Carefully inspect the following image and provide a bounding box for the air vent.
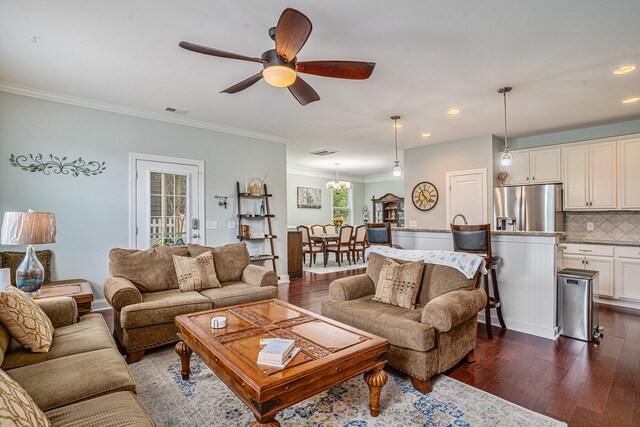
[309,149,339,156]
[164,107,189,115]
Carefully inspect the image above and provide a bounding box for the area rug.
[303,254,367,274]
[130,347,566,427]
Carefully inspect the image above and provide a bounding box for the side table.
[33,280,94,316]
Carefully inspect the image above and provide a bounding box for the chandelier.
[326,163,351,190]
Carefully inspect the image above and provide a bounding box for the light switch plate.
[227,220,236,229]
[206,221,217,230]
[587,222,594,231]
[409,220,418,227]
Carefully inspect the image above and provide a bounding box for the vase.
[16,246,45,295]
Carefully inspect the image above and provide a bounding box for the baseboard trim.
[278,274,290,286]
[477,313,556,340]
[92,298,111,312]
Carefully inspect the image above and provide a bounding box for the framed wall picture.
[297,187,321,209]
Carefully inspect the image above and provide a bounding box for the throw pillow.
[372,258,424,310]
[0,369,51,426]
[0,286,54,353]
[173,251,221,292]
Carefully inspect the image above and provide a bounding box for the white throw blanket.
[365,247,487,279]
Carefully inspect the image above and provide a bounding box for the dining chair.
[297,225,323,267]
[310,224,324,235]
[451,223,506,339]
[351,225,368,263]
[365,223,393,247]
[324,224,337,235]
[326,225,353,266]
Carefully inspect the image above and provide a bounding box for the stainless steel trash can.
[557,268,602,342]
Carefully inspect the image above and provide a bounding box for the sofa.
[105,242,279,363]
[321,252,487,393]
[0,296,154,426]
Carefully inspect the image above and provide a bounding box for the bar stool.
[451,223,506,339]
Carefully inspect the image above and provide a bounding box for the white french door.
[130,154,204,249]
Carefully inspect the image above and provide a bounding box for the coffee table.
[175,299,390,427]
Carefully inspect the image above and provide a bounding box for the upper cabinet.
[618,137,640,209]
[563,141,616,210]
[503,147,561,185]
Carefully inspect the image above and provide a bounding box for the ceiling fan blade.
[221,72,264,94]
[179,41,265,63]
[275,8,312,62]
[296,61,376,80]
[288,76,320,106]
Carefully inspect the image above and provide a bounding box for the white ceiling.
[2,1,639,176]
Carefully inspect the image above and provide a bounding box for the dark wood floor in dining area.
[102,268,640,427]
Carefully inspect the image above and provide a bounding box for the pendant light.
[498,87,513,166]
[391,115,402,176]
[326,163,351,190]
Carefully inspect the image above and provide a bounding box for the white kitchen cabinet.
[503,148,561,185]
[562,141,617,210]
[504,151,530,185]
[615,247,640,301]
[530,147,562,183]
[589,142,617,209]
[618,137,640,209]
[563,244,614,298]
[585,256,615,297]
[563,145,589,209]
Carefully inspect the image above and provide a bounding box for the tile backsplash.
[566,211,640,243]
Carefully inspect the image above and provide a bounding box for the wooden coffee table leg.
[175,341,193,380]
[251,416,280,427]
[364,367,388,417]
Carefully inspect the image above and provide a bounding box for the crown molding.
[364,172,403,183]
[287,164,365,183]
[0,82,288,144]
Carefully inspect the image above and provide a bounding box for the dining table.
[310,233,339,267]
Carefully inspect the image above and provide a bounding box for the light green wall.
[404,135,495,228]
[287,172,365,227]
[510,119,640,149]
[0,92,287,300]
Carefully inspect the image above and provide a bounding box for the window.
[149,172,188,243]
[332,188,351,225]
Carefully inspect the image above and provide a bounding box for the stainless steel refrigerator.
[494,184,565,232]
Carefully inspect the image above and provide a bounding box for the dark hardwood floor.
[101,268,640,426]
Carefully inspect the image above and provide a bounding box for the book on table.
[258,338,295,365]
[257,348,301,369]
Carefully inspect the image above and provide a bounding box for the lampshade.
[1,211,57,245]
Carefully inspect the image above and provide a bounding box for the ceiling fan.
[179,8,376,106]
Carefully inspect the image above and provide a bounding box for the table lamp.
[0,210,56,295]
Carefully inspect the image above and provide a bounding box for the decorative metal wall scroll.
[9,154,106,177]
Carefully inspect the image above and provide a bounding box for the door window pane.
[149,172,188,244]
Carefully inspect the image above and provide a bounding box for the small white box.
[210,316,227,329]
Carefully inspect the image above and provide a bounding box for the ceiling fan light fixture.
[263,65,297,87]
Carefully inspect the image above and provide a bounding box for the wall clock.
[412,182,439,211]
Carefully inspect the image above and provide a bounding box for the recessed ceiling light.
[622,97,640,104]
[392,123,403,128]
[447,109,460,115]
[420,133,432,138]
[613,65,637,75]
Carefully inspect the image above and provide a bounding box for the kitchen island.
[392,227,564,340]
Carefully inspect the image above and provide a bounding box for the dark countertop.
[561,239,640,247]
[392,227,564,237]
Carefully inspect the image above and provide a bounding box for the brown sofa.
[0,296,154,426]
[104,242,279,363]
[321,252,487,393]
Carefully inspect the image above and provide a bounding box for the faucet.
[451,214,468,225]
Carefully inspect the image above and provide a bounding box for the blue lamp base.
[16,246,44,296]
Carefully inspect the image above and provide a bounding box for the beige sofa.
[321,253,487,393]
[0,296,154,426]
[104,242,279,363]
